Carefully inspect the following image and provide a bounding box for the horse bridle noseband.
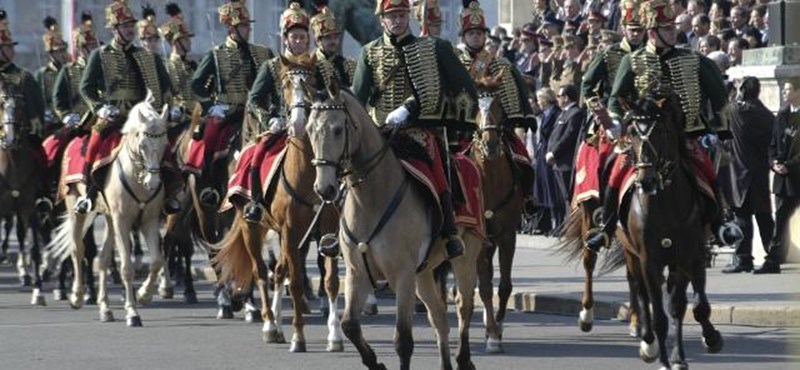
[628,111,675,190]
[127,128,168,176]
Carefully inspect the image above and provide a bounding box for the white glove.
[169,106,184,122]
[208,104,229,118]
[606,119,622,141]
[62,113,81,128]
[545,152,555,164]
[385,106,410,127]
[267,117,287,133]
[44,109,55,123]
[96,104,120,121]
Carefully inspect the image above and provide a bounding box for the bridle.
[627,107,675,192]
[125,125,167,184]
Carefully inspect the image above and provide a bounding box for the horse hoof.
[20,275,32,287]
[100,310,115,322]
[245,310,262,323]
[372,363,388,370]
[159,287,174,299]
[183,291,198,304]
[629,324,642,338]
[485,338,504,354]
[262,329,286,344]
[289,340,307,353]
[327,339,344,352]
[53,289,67,301]
[127,316,143,327]
[579,308,594,332]
[363,303,378,316]
[217,305,234,319]
[69,294,85,310]
[457,362,477,370]
[671,363,688,370]
[137,293,153,305]
[639,340,660,363]
[579,320,593,332]
[31,293,46,307]
[703,330,723,353]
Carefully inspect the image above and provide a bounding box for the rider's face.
[381,11,410,36]
[231,23,251,41]
[285,28,310,55]
[0,44,14,62]
[649,25,677,47]
[463,29,486,50]
[115,22,136,44]
[318,33,340,55]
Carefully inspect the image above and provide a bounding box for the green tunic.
[315,49,356,89]
[53,58,90,122]
[581,38,636,104]
[34,62,60,122]
[0,62,45,133]
[352,33,478,130]
[80,40,172,117]
[609,42,728,135]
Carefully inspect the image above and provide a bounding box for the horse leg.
[0,216,11,263]
[317,253,328,315]
[266,242,288,344]
[450,231,479,370]
[478,246,502,353]
[238,222,276,341]
[626,266,642,338]
[96,218,115,321]
[692,260,723,353]
[29,218,46,306]
[112,217,141,327]
[642,263,668,368]
[494,230,516,334]
[666,267,690,370]
[415,269,451,370]
[182,237,197,304]
[132,223,145,278]
[286,234,308,352]
[54,258,70,301]
[84,225,98,305]
[16,219,31,286]
[136,217,166,305]
[323,256,343,352]
[341,268,386,370]
[579,203,597,332]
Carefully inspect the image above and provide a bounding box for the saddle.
[221,131,289,212]
[184,115,239,174]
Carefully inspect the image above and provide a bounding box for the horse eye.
[332,126,343,136]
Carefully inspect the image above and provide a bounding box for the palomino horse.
[617,94,723,369]
[47,93,171,326]
[307,90,483,370]
[469,71,525,354]
[0,85,46,304]
[213,55,343,352]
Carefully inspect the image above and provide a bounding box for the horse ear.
[138,109,147,126]
[145,89,154,106]
[654,98,666,109]
[160,104,169,123]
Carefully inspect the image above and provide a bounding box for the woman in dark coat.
[531,87,562,234]
[722,77,775,272]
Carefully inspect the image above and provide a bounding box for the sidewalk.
[192,234,800,327]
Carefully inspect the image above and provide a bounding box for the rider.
[0,10,50,212]
[160,3,198,138]
[352,0,479,259]
[75,0,178,215]
[413,0,443,37]
[189,0,273,205]
[585,0,742,251]
[311,2,357,87]
[242,1,335,223]
[35,16,70,136]
[456,1,536,189]
[137,4,161,55]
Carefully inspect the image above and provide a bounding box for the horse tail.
[43,212,92,266]
[553,206,588,264]
[210,213,254,290]
[597,240,628,275]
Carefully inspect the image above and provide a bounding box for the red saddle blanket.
[43,132,72,168]
[505,134,532,166]
[572,137,614,207]
[397,130,486,241]
[59,132,122,196]
[221,132,289,211]
[184,116,236,173]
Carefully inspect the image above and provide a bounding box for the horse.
[307,89,483,370]
[616,93,723,369]
[0,83,46,305]
[46,93,171,326]
[212,55,343,352]
[465,70,526,354]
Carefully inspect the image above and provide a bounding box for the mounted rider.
[311,1,357,87]
[413,0,443,37]
[571,0,644,207]
[585,0,742,251]
[137,4,161,54]
[0,10,50,212]
[35,16,70,136]
[75,0,178,215]
[456,1,536,195]
[352,0,479,259]
[242,1,336,223]
[160,3,198,140]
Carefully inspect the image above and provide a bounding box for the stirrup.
[199,188,220,207]
[35,197,54,213]
[445,235,465,259]
[318,233,340,258]
[75,196,93,214]
[164,198,181,214]
[584,227,610,252]
[243,201,265,223]
[717,221,743,246]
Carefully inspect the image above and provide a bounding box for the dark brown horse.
[213,55,343,353]
[617,93,722,369]
[0,83,46,305]
[469,70,524,354]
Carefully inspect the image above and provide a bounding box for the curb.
[191,265,800,327]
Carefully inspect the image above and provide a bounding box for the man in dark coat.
[546,84,585,228]
[755,78,800,274]
[722,77,775,273]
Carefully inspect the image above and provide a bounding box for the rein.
[116,128,166,220]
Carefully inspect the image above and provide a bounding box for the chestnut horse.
[213,55,343,353]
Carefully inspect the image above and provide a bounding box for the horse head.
[279,54,319,137]
[474,68,505,157]
[622,91,683,195]
[122,91,169,191]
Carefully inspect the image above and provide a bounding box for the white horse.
[47,94,170,326]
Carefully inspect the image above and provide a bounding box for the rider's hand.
[700,133,719,149]
[96,104,120,121]
[169,106,184,122]
[545,152,555,165]
[385,106,410,127]
[267,117,287,133]
[62,113,81,128]
[207,104,229,118]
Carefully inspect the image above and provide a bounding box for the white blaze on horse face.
[478,96,495,130]
[289,74,308,137]
[310,109,343,202]
[138,115,167,191]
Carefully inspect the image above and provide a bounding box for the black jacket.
[547,103,585,171]
[728,99,774,211]
[769,106,800,197]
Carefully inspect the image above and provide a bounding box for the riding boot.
[75,164,97,214]
[162,167,182,215]
[439,191,464,260]
[585,188,619,252]
[191,118,206,141]
[244,167,265,223]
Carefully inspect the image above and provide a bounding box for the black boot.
[75,166,97,214]
[440,192,464,260]
[585,188,619,252]
[243,168,264,223]
[191,120,206,141]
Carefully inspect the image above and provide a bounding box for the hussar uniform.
[414,0,443,37]
[35,16,68,134]
[352,0,479,259]
[161,3,198,137]
[311,5,357,87]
